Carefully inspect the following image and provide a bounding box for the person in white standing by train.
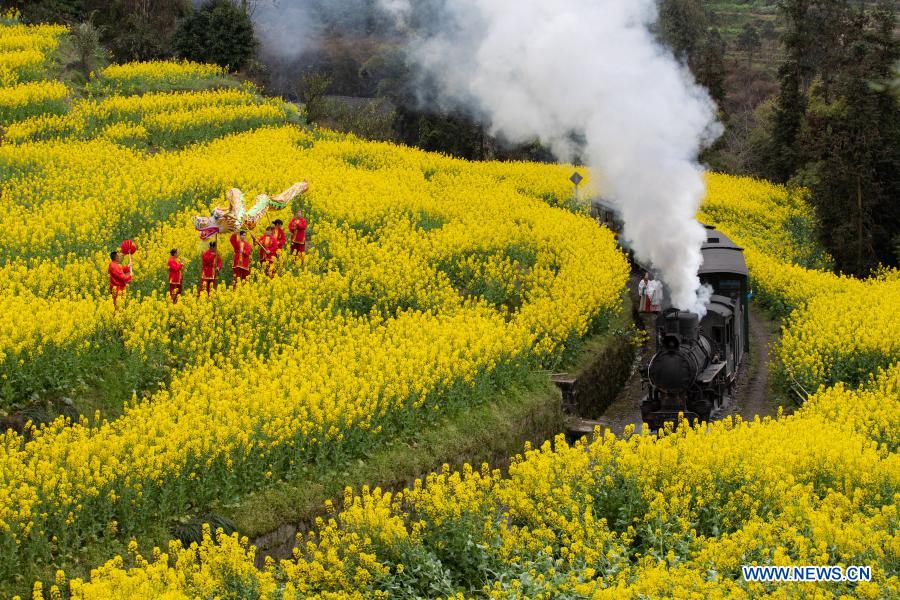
[638,272,652,312]
[648,278,664,313]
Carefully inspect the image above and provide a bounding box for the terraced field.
[1,19,897,600]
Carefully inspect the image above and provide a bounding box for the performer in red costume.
[257,225,279,277]
[230,231,253,286]
[108,249,132,311]
[273,219,287,254]
[199,241,222,297]
[167,248,184,303]
[288,208,308,266]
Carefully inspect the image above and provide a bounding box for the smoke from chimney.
[379,0,722,314]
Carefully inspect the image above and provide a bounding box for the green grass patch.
[559,290,635,375]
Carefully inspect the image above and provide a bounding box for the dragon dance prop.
[192,181,308,240]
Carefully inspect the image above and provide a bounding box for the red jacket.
[274,226,287,250]
[168,257,184,284]
[108,262,132,291]
[230,233,252,271]
[289,217,307,244]
[201,249,222,280]
[257,234,278,262]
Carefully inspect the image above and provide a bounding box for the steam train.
[639,226,750,429]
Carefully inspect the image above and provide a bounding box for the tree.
[759,19,778,42]
[3,1,188,60]
[792,2,900,274]
[172,0,257,71]
[656,0,727,106]
[764,59,808,182]
[657,0,708,60]
[736,23,762,67]
[68,20,106,77]
[91,0,190,61]
[360,45,493,159]
[2,0,75,23]
[695,27,727,108]
[297,71,333,124]
[2,0,86,24]
[113,0,173,60]
[888,61,900,101]
[762,0,849,182]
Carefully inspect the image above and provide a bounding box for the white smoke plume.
[248,1,319,61]
[247,1,378,61]
[380,0,721,314]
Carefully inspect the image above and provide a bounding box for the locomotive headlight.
[663,334,680,351]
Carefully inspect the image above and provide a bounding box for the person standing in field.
[273,219,287,255]
[167,248,184,303]
[199,241,222,297]
[257,225,279,277]
[108,250,132,311]
[289,208,308,265]
[230,231,253,286]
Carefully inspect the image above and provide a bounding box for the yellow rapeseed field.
[4,87,290,143]
[0,19,62,86]
[66,365,899,598]
[1,19,896,600]
[700,174,899,391]
[86,60,229,94]
[0,21,631,595]
[0,79,66,124]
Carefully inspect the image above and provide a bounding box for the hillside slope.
[1,19,897,600]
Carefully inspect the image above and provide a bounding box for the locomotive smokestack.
[379,0,721,314]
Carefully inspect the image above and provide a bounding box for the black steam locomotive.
[640,226,749,429]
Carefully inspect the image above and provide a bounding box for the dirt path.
[594,284,782,435]
[722,303,783,421]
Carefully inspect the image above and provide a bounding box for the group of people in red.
[108,209,308,309]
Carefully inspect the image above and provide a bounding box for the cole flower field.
[0,18,896,599]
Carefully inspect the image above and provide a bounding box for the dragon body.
[193,181,308,240]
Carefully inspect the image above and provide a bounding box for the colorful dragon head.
[193,182,308,239]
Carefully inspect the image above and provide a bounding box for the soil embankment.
[579,275,651,436]
[247,312,641,563]
[247,375,564,564]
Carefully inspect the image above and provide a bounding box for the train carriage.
[698,225,750,353]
